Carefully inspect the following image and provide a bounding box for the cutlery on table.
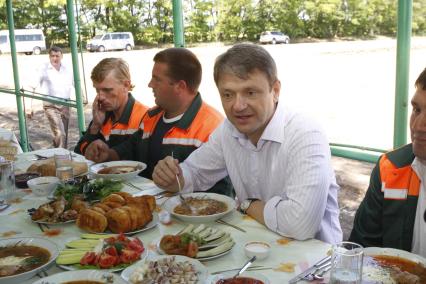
[215,218,246,233]
[233,256,257,278]
[211,265,271,275]
[171,152,192,211]
[288,255,331,284]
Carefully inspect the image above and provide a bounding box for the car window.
[103,34,111,40]
[122,34,129,39]
[0,35,6,44]
[94,35,102,39]
[272,32,283,36]
[111,34,120,40]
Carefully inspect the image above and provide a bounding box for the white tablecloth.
[1,148,332,284]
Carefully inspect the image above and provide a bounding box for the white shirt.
[411,158,426,257]
[36,62,74,99]
[181,101,343,244]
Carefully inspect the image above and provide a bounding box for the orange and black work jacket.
[75,93,148,155]
[349,144,420,251]
[113,93,234,197]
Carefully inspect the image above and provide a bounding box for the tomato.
[186,241,199,258]
[98,252,118,268]
[127,239,144,254]
[105,245,118,256]
[80,252,96,265]
[120,249,140,263]
[104,237,116,245]
[117,233,128,242]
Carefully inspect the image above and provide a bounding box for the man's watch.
[239,198,259,214]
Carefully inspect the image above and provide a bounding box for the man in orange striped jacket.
[349,68,426,257]
[75,58,148,155]
[84,49,233,196]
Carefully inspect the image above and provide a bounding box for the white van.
[86,32,134,52]
[0,29,46,55]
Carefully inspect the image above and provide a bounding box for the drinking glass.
[54,152,73,182]
[0,160,15,200]
[329,241,363,284]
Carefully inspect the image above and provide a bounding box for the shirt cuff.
[263,196,283,232]
[180,163,195,194]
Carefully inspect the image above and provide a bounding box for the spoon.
[233,256,257,279]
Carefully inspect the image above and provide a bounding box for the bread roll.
[27,158,88,177]
[101,193,125,205]
[106,208,131,233]
[92,203,112,213]
[76,209,108,233]
[121,206,140,231]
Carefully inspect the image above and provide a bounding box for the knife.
[288,255,332,283]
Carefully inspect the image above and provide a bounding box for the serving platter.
[157,240,233,261]
[121,255,208,283]
[162,192,236,223]
[90,161,146,181]
[32,269,128,284]
[0,237,59,284]
[98,212,159,236]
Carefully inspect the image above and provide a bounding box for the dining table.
[1,148,333,284]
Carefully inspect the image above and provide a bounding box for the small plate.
[32,269,128,284]
[163,192,236,223]
[98,212,159,236]
[121,255,208,283]
[90,161,146,181]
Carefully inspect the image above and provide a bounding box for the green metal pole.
[393,0,412,148]
[172,0,185,47]
[6,0,29,152]
[66,0,86,135]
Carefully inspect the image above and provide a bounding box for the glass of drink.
[0,160,15,200]
[54,152,73,182]
[329,241,363,284]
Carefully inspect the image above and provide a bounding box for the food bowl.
[244,241,271,260]
[27,176,60,196]
[0,237,59,284]
[14,172,41,188]
[90,160,146,181]
[163,192,236,223]
[211,271,270,284]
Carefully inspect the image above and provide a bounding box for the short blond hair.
[91,58,134,90]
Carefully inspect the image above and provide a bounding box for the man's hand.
[84,139,111,162]
[152,156,184,192]
[90,95,106,134]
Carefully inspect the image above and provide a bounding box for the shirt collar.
[147,93,203,130]
[105,93,135,124]
[412,157,426,180]
[230,99,286,144]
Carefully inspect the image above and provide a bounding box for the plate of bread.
[90,161,146,181]
[76,192,158,235]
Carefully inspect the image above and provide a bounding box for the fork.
[171,152,192,211]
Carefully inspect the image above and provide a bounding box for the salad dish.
[90,161,146,181]
[122,255,208,284]
[163,192,236,223]
[56,234,146,272]
[158,224,235,261]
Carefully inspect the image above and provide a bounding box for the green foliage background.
[1,0,425,47]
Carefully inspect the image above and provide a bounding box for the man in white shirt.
[153,43,342,244]
[34,46,74,148]
[350,67,426,257]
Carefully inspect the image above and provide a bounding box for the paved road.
[1,37,426,150]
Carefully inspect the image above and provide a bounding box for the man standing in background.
[32,46,74,148]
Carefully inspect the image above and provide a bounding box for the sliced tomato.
[98,252,118,268]
[105,245,118,256]
[127,238,144,254]
[117,233,128,242]
[120,249,140,263]
[80,251,96,265]
[186,241,199,258]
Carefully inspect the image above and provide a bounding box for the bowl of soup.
[0,237,59,284]
[31,270,128,284]
[211,271,270,284]
[163,192,236,223]
[89,161,146,181]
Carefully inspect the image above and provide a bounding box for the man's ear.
[175,80,187,92]
[123,80,131,89]
[272,80,281,103]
